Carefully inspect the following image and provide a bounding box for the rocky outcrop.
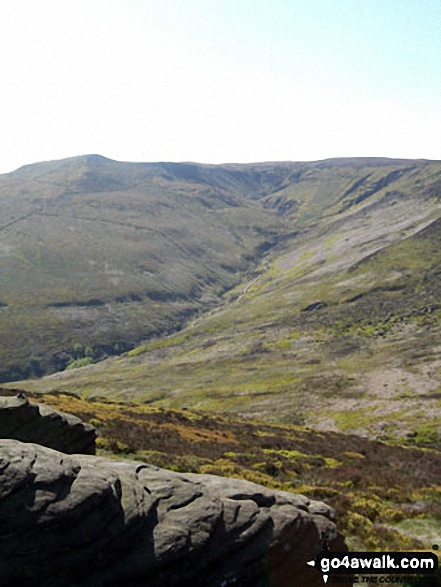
[0,393,96,454]
[0,439,346,587]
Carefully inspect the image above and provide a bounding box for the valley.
[7,156,441,447]
[2,154,441,559]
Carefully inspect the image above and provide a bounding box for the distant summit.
[2,153,441,454]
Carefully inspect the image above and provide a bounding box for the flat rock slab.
[0,439,346,587]
[0,394,96,454]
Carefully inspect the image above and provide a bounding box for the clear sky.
[1,0,440,173]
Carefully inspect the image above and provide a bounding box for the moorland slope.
[11,156,441,445]
[4,389,440,553]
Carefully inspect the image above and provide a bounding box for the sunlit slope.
[2,155,423,381]
[18,158,441,444]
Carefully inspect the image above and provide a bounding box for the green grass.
[390,518,441,545]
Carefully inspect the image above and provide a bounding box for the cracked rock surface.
[0,439,346,587]
[0,394,96,454]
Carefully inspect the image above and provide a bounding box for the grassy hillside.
[16,157,441,445]
[5,389,440,554]
[5,157,441,576]
[2,155,441,385]
[0,155,298,381]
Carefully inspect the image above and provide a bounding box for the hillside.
[4,389,440,554]
[0,155,297,381]
[2,155,441,386]
[13,156,441,446]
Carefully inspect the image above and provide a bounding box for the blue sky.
[1,0,440,173]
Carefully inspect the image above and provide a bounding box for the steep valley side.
[10,156,441,447]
